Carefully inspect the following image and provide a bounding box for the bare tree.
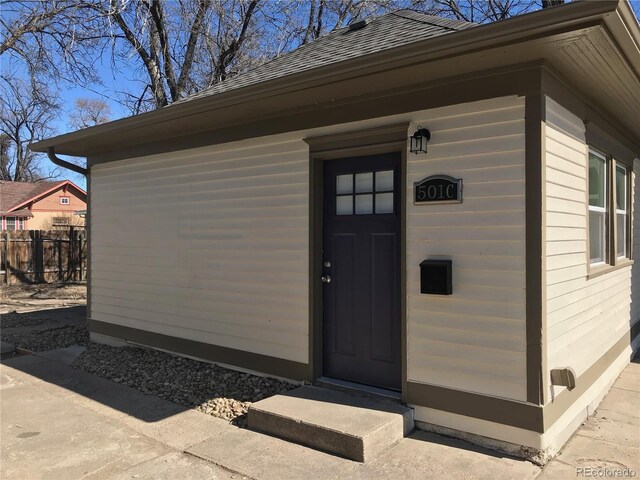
[0,77,60,182]
[0,134,11,180]
[1,0,101,182]
[80,0,263,112]
[69,98,112,130]
[1,1,103,86]
[207,0,259,83]
[294,0,411,46]
[428,0,542,23]
[541,0,564,8]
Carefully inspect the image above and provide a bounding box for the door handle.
[321,275,332,284]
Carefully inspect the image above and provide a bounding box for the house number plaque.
[414,175,463,204]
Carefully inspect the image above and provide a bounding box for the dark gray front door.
[322,152,401,390]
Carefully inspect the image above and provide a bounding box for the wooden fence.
[0,228,87,284]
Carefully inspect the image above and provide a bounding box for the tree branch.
[214,0,258,82]
[176,0,212,99]
[105,0,168,107]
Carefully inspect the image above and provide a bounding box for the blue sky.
[28,51,141,190]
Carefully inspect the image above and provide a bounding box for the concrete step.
[247,385,413,462]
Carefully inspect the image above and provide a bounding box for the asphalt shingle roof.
[0,181,66,213]
[181,10,475,104]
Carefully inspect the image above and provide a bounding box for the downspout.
[47,147,88,176]
[46,146,91,322]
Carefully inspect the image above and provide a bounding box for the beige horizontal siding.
[90,138,310,363]
[544,97,638,403]
[407,96,527,402]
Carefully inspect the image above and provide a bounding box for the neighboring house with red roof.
[0,180,86,230]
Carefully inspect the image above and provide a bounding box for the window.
[5,217,16,231]
[588,151,607,264]
[17,218,24,230]
[60,197,70,205]
[616,165,629,259]
[588,148,632,269]
[53,217,70,226]
[336,170,395,216]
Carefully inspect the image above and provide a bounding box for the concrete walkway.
[1,353,241,480]
[537,356,640,479]
[0,349,637,480]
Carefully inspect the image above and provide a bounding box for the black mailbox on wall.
[420,259,452,295]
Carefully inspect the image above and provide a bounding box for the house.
[0,180,87,230]
[31,1,639,462]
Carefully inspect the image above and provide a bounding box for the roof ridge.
[176,21,351,105]
[390,9,473,31]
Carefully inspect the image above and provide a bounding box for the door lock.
[321,275,332,284]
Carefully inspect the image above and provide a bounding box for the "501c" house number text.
[414,175,463,204]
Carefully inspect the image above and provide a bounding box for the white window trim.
[60,197,70,204]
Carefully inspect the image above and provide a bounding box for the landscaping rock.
[0,325,89,351]
[0,311,59,329]
[72,342,297,425]
[1,283,87,302]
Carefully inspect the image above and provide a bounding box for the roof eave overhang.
[603,2,640,81]
[0,209,33,218]
[30,0,638,157]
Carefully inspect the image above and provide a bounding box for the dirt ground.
[0,283,87,312]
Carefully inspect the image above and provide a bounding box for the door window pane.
[355,194,373,214]
[334,170,395,216]
[355,172,373,193]
[336,174,353,194]
[336,196,353,215]
[589,152,606,208]
[375,193,394,214]
[375,170,394,192]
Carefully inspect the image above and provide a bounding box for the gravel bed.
[1,326,89,351]
[0,311,60,329]
[72,343,297,426]
[1,283,87,301]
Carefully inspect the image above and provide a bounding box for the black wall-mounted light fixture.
[410,127,431,154]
